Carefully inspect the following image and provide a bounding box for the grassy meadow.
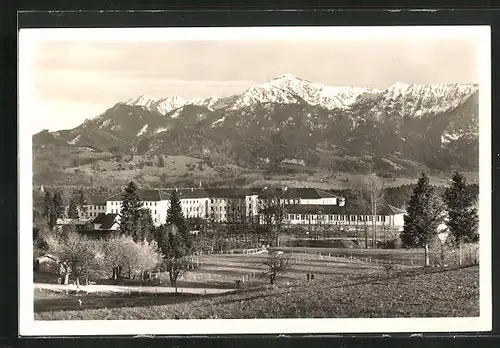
[34,250,479,320]
[35,265,479,320]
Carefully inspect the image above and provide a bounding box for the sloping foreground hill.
[36,265,478,320]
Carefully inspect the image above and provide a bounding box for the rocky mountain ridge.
[33,74,479,181]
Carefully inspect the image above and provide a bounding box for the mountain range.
[33,74,479,183]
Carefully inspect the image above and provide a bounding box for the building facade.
[82,195,107,219]
[284,204,405,231]
[64,186,406,231]
[105,190,170,225]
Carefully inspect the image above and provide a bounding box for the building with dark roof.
[205,188,249,198]
[258,187,339,205]
[173,188,211,220]
[91,213,120,230]
[86,195,108,205]
[62,185,405,230]
[169,188,209,199]
[73,213,120,239]
[283,203,406,231]
[105,189,170,226]
[96,186,344,226]
[84,194,108,219]
[106,189,170,202]
[55,218,90,232]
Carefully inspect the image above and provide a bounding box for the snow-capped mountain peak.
[271,73,307,82]
[372,82,479,119]
[385,82,478,99]
[154,96,187,115]
[33,73,480,179]
[229,73,382,110]
[186,96,224,110]
[122,77,478,123]
[389,81,410,90]
[124,94,227,115]
[125,95,158,109]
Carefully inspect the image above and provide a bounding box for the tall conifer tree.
[67,200,80,219]
[443,172,479,265]
[119,181,143,239]
[155,190,193,291]
[135,208,156,242]
[165,190,191,249]
[77,188,88,218]
[43,191,57,229]
[53,190,65,220]
[401,173,444,266]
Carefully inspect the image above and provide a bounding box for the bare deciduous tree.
[226,197,246,237]
[351,176,385,248]
[258,187,291,247]
[262,251,292,285]
[134,240,162,285]
[45,232,101,286]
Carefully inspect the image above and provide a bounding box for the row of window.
[92,198,339,211]
[87,205,105,211]
[89,208,390,223]
[287,214,387,222]
[104,198,342,210]
[185,212,202,217]
[109,201,158,207]
[210,199,226,204]
[183,199,202,205]
[181,198,280,205]
[110,208,158,215]
[208,198,255,204]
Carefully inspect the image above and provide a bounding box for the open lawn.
[271,246,434,266]
[35,265,479,320]
[35,252,394,294]
[164,252,398,288]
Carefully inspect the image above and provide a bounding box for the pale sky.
[25,31,481,133]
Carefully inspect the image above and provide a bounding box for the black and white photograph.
[18,25,491,335]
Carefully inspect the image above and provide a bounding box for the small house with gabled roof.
[77,213,121,239]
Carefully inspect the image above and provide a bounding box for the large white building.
[105,189,170,225]
[285,203,405,231]
[81,195,107,219]
[74,187,406,231]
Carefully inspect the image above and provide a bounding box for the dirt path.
[34,283,235,295]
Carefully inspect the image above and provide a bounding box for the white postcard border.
[18,25,492,336]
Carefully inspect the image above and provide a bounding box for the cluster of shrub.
[34,182,196,290]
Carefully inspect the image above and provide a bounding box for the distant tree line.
[328,182,478,210]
